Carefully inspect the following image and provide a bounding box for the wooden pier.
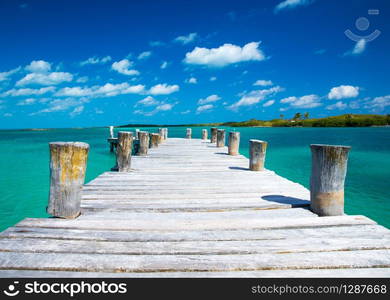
[0,136,390,277]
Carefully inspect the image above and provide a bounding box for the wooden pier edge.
[0,133,389,278]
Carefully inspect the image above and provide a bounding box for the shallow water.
[0,126,389,231]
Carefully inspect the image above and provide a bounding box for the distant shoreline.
[118,113,390,128]
[1,113,389,131]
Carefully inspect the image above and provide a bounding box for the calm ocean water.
[0,126,389,231]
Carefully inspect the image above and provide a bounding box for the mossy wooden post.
[109,126,114,138]
[116,131,133,172]
[310,144,351,216]
[202,129,208,140]
[216,129,225,147]
[47,142,89,219]
[137,131,149,156]
[249,139,267,171]
[228,132,240,155]
[186,128,192,139]
[150,133,159,148]
[210,127,217,143]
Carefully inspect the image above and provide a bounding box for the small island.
[119,113,390,128]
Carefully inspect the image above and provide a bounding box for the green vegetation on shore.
[119,114,390,128]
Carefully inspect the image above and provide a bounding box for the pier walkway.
[0,138,389,277]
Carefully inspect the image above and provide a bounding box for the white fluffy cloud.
[135,96,159,107]
[30,97,89,115]
[275,0,313,13]
[80,56,112,66]
[16,72,73,86]
[149,83,179,95]
[328,85,359,99]
[76,76,88,83]
[198,94,221,105]
[160,61,168,69]
[228,86,282,110]
[1,86,55,97]
[210,76,217,81]
[174,32,198,44]
[280,94,322,108]
[184,42,265,67]
[17,98,36,106]
[25,60,51,73]
[263,100,275,107]
[0,67,21,81]
[326,101,347,110]
[55,83,145,98]
[111,59,139,76]
[155,103,173,112]
[186,77,197,84]
[196,104,213,114]
[134,102,175,116]
[253,80,273,86]
[69,105,84,117]
[137,51,152,60]
[367,95,390,111]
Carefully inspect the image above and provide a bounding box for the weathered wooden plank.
[2,225,388,243]
[79,198,309,211]
[80,194,308,201]
[14,215,375,231]
[78,207,316,220]
[1,237,389,256]
[1,268,389,278]
[0,250,389,272]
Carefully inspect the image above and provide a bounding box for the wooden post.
[137,131,149,156]
[109,126,114,138]
[135,129,140,140]
[186,128,192,139]
[149,133,159,148]
[47,142,89,219]
[202,129,208,140]
[210,127,217,143]
[116,131,133,172]
[228,132,240,155]
[249,139,267,171]
[157,133,162,145]
[159,128,165,141]
[310,144,351,216]
[216,129,225,147]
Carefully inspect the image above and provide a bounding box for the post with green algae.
[47,142,89,219]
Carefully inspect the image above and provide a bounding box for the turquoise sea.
[0,126,389,231]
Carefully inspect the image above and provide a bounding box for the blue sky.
[0,0,389,129]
